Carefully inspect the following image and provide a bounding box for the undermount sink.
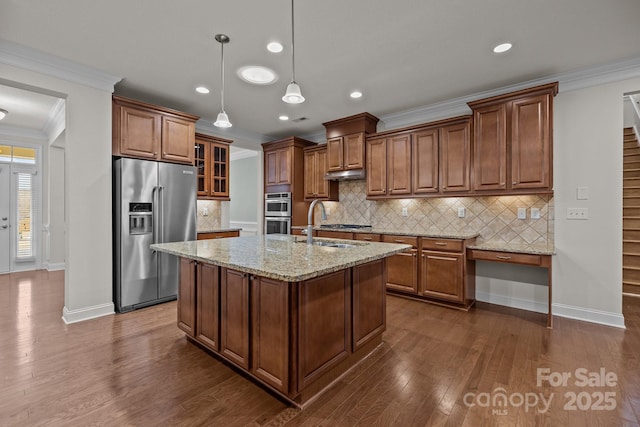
[311,241,358,248]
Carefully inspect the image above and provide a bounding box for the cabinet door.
[195,142,209,196]
[412,129,439,194]
[385,250,418,293]
[265,151,279,186]
[511,94,551,190]
[178,258,196,336]
[161,115,195,164]
[220,269,250,369]
[315,149,330,198]
[251,276,290,393]
[196,263,219,351]
[366,138,387,196]
[473,104,507,191]
[303,150,316,199]
[420,250,463,302]
[352,259,386,351]
[327,137,344,171]
[119,106,161,159]
[387,134,412,195]
[440,121,471,193]
[344,133,364,170]
[277,148,292,185]
[210,143,229,197]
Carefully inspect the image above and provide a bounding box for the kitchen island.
[151,235,410,407]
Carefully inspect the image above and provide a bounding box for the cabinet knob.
[164,152,167,156]
[154,152,158,157]
[512,181,517,185]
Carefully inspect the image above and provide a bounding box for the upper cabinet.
[112,95,198,165]
[195,133,233,200]
[265,146,293,186]
[366,116,471,199]
[304,145,338,201]
[323,113,379,173]
[468,82,557,194]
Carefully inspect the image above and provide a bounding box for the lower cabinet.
[382,235,418,293]
[178,258,196,336]
[220,268,250,369]
[352,259,386,351]
[196,263,219,350]
[420,250,464,302]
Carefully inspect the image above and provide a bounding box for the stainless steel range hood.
[324,169,366,181]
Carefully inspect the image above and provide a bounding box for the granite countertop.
[151,235,411,282]
[467,240,555,256]
[197,227,242,234]
[293,225,479,240]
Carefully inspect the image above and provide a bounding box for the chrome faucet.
[307,199,327,244]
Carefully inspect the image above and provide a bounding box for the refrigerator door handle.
[151,185,159,250]
[158,185,165,243]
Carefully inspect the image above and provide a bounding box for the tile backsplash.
[318,181,553,245]
[196,200,222,231]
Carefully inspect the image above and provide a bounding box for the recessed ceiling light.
[350,91,363,99]
[279,115,289,121]
[493,42,513,53]
[237,65,278,85]
[267,42,284,53]
[195,86,210,94]
[0,109,7,120]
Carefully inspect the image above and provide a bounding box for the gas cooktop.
[319,224,372,229]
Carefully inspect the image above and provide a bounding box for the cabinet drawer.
[382,235,418,248]
[353,233,381,242]
[197,231,240,240]
[316,230,354,240]
[421,238,463,252]
[469,249,542,266]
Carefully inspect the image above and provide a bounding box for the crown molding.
[0,39,121,92]
[230,147,258,161]
[196,120,275,148]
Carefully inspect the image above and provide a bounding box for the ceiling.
[1,0,640,150]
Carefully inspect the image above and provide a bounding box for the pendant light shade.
[214,34,232,128]
[283,0,305,104]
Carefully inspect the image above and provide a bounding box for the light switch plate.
[517,207,527,219]
[457,207,465,218]
[577,187,589,200]
[530,207,541,219]
[202,207,209,216]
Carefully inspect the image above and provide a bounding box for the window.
[16,171,35,260]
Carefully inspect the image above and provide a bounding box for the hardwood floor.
[1,270,640,426]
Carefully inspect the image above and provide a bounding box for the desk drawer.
[469,250,542,266]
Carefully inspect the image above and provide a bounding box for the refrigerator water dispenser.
[129,202,152,235]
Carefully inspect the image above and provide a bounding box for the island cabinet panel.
[178,258,196,337]
[440,121,471,193]
[297,270,350,391]
[382,235,418,294]
[251,277,290,394]
[352,259,386,351]
[220,269,250,370]
[196,263,219,351]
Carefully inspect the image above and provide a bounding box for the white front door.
[0,164,10,273]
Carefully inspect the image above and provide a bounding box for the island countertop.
[151,235,411,282]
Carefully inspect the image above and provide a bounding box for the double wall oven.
[264,192,291,234]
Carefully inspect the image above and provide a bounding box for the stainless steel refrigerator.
[113,158,196,312]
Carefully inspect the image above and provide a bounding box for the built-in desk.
[467,242,554,328]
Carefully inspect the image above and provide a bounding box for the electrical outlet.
[517,207,527,219]
[202,207,209,216]
[457,207,465,218]
[401,207,408,217]
[567,207,589,220]
[530,207,541,219]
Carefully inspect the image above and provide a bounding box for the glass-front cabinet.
[194,133,232,200]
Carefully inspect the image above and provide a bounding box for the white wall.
[47,140,65,268]
[229,154,259,235]
[0,63,115,323]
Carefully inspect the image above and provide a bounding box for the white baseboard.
[62,303,114,324]
[476,291,548,314]
[45,262,65,271]
[552,303,626,329]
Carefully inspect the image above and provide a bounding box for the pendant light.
[282,0,305,104]
[214,34,232,128]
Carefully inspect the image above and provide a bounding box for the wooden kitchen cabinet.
[316,230,354,240]
[251,276,290,393]
[353,233,381,242]
[468,82,557,194]
[365,135,411,197]
[327,133,365,171]
[220,268,250,369]
[352,259,386,351]
[303,145,338,201]
[366,137,387,196]
[412,128,439,194]
[195,133,232,200]
[112,95,198,164]
[197,230,240,240]
[439,120,471,193]
[178,258,197,337]
[265,147,292,186]
[196,263,219,351]
[382,235,418,294]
